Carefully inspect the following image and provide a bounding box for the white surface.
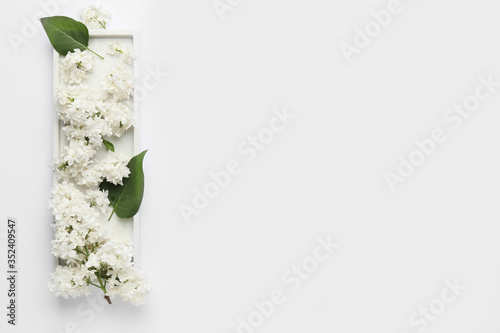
[1,0,500,332]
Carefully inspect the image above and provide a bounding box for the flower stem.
[87,281,101,288]
[93,17,107,29]
[75,248,88,257]
[86,47,104,60]
[95,271,112,305]
[108,207,116,221]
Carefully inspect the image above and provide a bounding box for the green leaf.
[40,16,88,54]
[102,139,115,152]
[99,151,148,221]
[40,16,103,59]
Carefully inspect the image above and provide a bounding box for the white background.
[1,0,500,332]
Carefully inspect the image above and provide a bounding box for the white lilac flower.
[83,116,113,146]
[57,241,77,259]
[76,162,105,187]
[102,65,134,101]
[60,139,96,166]
[61,49,94,84]
[55,152,130,188]
[58,89,131,153]
[80,5,111,30]
[56,85,99,126]
[49,182,106,265]
[61,119,110,149]
[85,253,101,269]
[99,153,130,185]
[55,160,102,188]
[93,239,149,306]
[49,180,150,304]
[61,125,87,142]
[95,239,132,269]
[108,268,150,306]
[48,265,92,299]
[50,182,102,231]
[86,189,110,215]
[61,102,115,150]
[101,101,134,137]
[106,41,134,65]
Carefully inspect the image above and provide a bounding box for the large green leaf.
[99,151,148,221]
[40,16,103,59]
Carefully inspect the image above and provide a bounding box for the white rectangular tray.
[52,31,141,266]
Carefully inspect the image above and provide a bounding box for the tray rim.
[51,30,142,268]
